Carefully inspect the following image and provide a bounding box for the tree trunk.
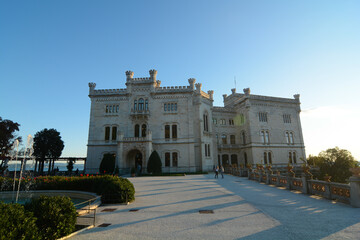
[34,160,38,174]
[48,159,52,175]
[51,159,55,174]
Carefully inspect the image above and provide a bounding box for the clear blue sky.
[1,0,359,160]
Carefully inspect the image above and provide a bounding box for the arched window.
[138,98,144,111]
[203,113,209,131]
[242,131,246,145]
[268,152,272,164]
[134,100,137,110]
[261,131,265,144]
[141,124,147,137]
[105,126,110,140]
[165,125,170,139]
[165,152,170,167]
[292,152,296,164]
[112,126,117,141]
[264,152,268,164]
[265,131,270,144]
[221,134,227,144]
[230,135,236,144]
[145,99,148,110]
[290,132,294,144]
[172,125,177,138]
[135,124,140,137]
[172,152,178,167]
[222,154,229,166]
[289,152,292,163]
[244,152,248,166]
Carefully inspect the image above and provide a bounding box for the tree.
[308,147,358,183]
[33,128,64,175]
[147,151,162,174]
[67,158,75,174]
[0,117,22,173]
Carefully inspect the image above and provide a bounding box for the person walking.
[220,165,224,179]
[215,166,219,179]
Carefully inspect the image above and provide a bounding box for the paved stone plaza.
[71,174,360,240]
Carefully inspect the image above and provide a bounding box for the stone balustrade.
[224,167,360,208]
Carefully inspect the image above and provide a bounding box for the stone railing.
[226,167,360,208]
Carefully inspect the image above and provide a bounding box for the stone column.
[349,176,360,207]
[301,175,308,194]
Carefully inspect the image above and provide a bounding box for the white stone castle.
[85,69,305,173]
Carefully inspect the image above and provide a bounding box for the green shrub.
[0,202,39,240]
[99,153,116,174]
[33,175,135,203]
[147,151,162,174]
[25,196,77,240]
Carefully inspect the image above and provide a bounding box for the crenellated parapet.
[208,90,214,100]
[92,88,127,95]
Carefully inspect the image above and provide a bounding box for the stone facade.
[85,70,306,174]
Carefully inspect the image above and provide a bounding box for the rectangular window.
[230,135,235,144]
[116,105,119,113]
[205,144,208,157]
[112,127,117,141]
[174,103,177,111]
[165,125,170,139]
[172,152,178,167]
[222,135,227,144]
[164,103,167,111]
[259,112,268,122]
[105,127,110,141]
[283,114,291,123]
[106,106,109,113]
[172,125,177,138]
[165,152,170,167]
[229,119,234,125]
[207,144,210,157]
[289,152,292,163]
[167,104,170,111]
[213,118,217,125]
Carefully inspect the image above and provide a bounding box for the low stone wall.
[227,167,360,208]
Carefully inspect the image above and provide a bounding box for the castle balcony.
[130,109,150,120]
[218,144,241,149]
[122,137,148,142]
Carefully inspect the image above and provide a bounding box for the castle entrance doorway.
[127,149,143,173]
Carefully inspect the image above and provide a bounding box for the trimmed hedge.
[0,202,39,240]
[25,196,77,240]
[0,175,135,203]
[34,175,135,203]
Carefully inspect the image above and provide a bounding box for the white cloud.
[301,105,360,160]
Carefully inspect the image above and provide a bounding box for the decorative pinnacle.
[125,70,134,80]
[243,88,250,96]
[231,88,236,94]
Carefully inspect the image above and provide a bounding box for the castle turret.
[188,78,196,90]
[149,69,157,82]
[126,70,134,81]
[88,82,96,95]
